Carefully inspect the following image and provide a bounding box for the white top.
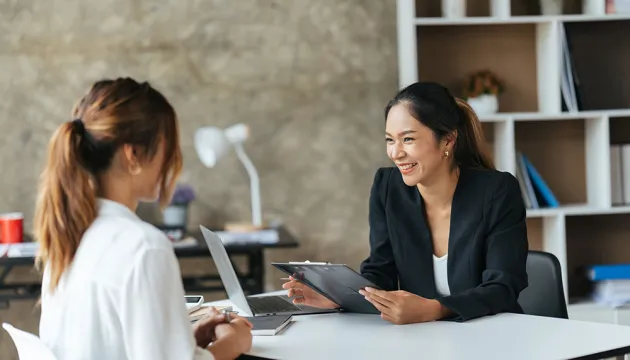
[39,198,213,360]
[209,292,630,360]
[433,254,450,296]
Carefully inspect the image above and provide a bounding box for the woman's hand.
[359,287,451,325]
[192,307,229,348]
[282,275,340,309]
[208,313,253,360]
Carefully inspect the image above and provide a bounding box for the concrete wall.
[0,0,397,358]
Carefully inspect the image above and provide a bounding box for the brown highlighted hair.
[384,81,494,170]
[34,77,183,292]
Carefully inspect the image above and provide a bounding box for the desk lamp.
[194,123,263,232]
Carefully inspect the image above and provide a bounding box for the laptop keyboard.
[247,296,300,314]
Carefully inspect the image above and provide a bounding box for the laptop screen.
[199,226,254,316]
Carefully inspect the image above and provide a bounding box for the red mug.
[0,213,23,244]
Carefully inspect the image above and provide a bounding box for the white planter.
[442,0,466,18]
[467,94,499,115]
[163,204,188,227]
[541,0,563,15]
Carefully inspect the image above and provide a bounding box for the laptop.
[200,225,338,317]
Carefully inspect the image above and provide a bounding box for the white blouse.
[433,254,451,296]
[39,198,214,360]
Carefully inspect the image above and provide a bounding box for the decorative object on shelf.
[490,0,510,18]
[162,183,196,228]
[194,123,263,232]
[605,0,630,14]
[442,0,466,18]
[540,0,563,15]
[463,70,504,115]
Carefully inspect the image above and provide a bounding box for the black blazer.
[359,166,529,322]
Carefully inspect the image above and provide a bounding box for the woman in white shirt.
[33,77,252,360]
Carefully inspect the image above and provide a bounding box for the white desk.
[208,294,630,360]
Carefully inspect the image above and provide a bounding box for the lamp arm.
[233,143,262,227]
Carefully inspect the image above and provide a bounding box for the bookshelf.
[396,0,630,324]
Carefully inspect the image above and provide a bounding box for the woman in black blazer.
[283,82,529,324]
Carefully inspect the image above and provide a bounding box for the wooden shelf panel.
[515,120,587,205]
[416,24,537,113]
[526,217,544,251]
[481,121,495,149]
[566,213,630,300]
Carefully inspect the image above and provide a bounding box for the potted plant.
[162,183,196,228]
[462,70,504,115]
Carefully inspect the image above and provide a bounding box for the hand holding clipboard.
[274,262,382,314]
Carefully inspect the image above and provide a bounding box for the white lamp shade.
[224,123,249,144]
[194,127,231,168]
[194,124,250,168]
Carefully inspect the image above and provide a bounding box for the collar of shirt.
[97,198,140,221]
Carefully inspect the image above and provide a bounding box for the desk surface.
[175,226,299,258]
[0,226,299,264]
[210,293,630,360]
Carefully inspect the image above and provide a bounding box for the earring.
[129,165,142,175]
[444,150,449,157]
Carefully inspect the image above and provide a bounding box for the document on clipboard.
[271,262,382,314]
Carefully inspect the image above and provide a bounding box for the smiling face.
[385,103,454,186]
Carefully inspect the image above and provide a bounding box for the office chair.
[518,250,569,319]
[2,323,57,360]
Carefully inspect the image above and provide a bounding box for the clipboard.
[271,262,382,314]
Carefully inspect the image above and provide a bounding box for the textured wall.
[0,0,397,358]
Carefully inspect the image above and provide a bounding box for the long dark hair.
[385,82,494,170]
[34,77,183,292]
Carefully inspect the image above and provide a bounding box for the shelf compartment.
[609,116,630,145]
[515,119,587,207]
[566,213,630,302]
[563,19,630,111]
[414,0,585,18]
[415,0,494,18]
[416,23,539,113]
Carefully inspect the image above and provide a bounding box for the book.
[587,264,630,281]
[246,315,293,336]
[189,308,293,336]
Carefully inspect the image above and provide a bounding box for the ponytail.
[34,120,98,293]
[454,98,495,170]
[33,78,184,293]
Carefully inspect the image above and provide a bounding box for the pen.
[221,307,233,322]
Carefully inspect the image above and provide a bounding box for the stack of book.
[588,264,630,307]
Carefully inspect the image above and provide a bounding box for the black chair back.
[518,250,568,319]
